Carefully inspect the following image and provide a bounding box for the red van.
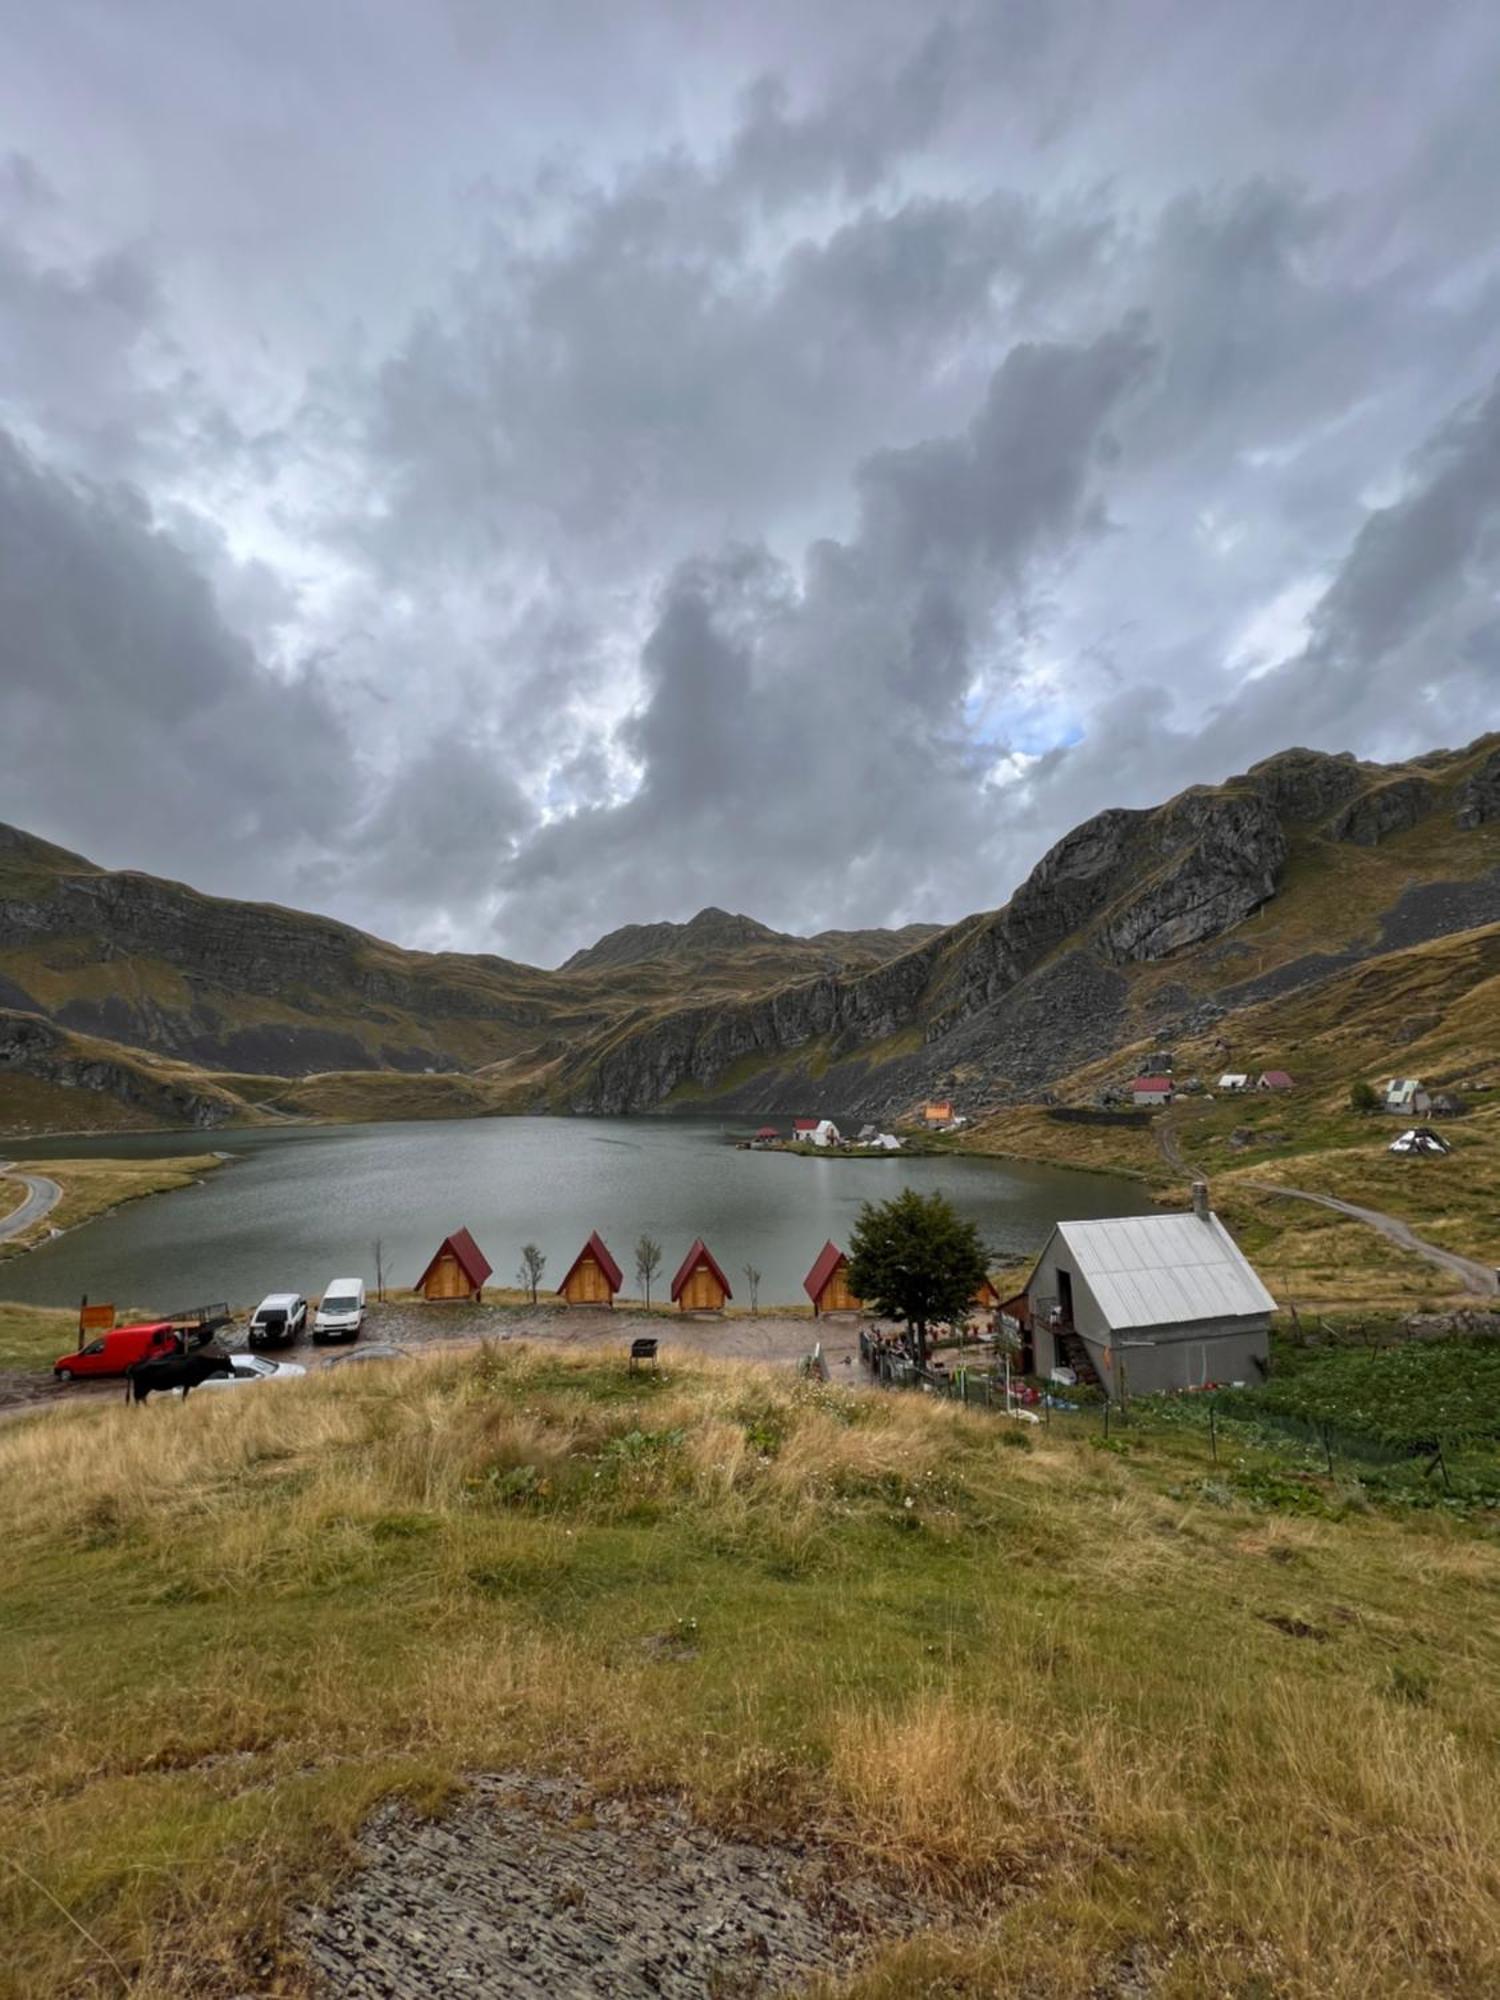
[54,1322,182,1381]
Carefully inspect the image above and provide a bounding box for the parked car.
[312,1276,366,1342]
[179,1355,307,1393]
[327,1342,410,1368]
[248,1293,307,1348]
[54,1321,182,1381]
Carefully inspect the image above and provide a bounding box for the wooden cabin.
[671,1238,732,1312]
[921,1099,953,1125]
[803,1241,863,1317]
[972,1274,1002,1312]
[414,1227,492,1303]
[557,1231,623,1307]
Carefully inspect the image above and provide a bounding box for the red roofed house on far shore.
[1131,1075,1175,1108]
[803,1241,863,1317]
[414,1228,492,1303]
[755,1126,780,1141]
[557,1231,624,1307]
[1257,1070,1295,1091]
[671,1238,732,1312]
[792,1118,818,1137]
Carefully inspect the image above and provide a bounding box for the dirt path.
[1258,1184,1498,1299]
[1158,1109,1497,1300]
[0,1166,62,1243]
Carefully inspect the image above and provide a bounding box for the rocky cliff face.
[0,1010,243,1127]
[564,782,1289,1113]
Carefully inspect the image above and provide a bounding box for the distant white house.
[1385,1078,1430,1116]
[1218,1073,1249,1092]
[869,1132,903,1150]
[807,1119,841,1147]
[1131,1075,1174,1108]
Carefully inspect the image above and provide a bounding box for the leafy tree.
[517,1243,546,1305]
[846,1187,988,1372]
[635,1234,662,1308]
[1349,1079,1381,1115]
[742,1264,762,1312]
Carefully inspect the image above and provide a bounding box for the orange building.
[414,1228,492,1303]
[557,1231,623,1306]
[803,1241,863,1317]
[671,1238,732,1312]
[921,1099,954,1125]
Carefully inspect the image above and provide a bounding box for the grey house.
[1024,1184,1274,1398]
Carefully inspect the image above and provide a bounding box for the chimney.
[1191,1179,1210,1222]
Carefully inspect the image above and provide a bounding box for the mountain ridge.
[1,733,1497,1132]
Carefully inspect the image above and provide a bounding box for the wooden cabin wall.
[678,1265,726,1311]
[818,1268,862,1314]
[562,1255,613,1305]
[423,1253,471,1301]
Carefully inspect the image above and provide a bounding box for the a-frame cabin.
[414,1228,492,1303]
[803,1241,863,1317]
[557,1231,623,1307]
[671,1238,732,1312]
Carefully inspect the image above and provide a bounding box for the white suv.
[248,1293,308,1348]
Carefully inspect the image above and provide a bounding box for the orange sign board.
[78,1303,116,1334]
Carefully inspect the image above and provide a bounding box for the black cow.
[126,1348,235,1404]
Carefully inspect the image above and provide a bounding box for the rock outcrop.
[0,1010,243,1127]
[1327,773,1441,846]
[1456,746,1500,830]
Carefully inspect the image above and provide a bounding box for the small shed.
[803,1241,863,1317]
[1385,1077,1430,1116]
[1217,1073,1249,1092]
[1428,1093,1467,1118]
[792,1118,819,1139]
[1131,1075,1174,1107]
[1257,1070,1295,1091]
[921,1100,954,1125]
[754,1125,780,1141]
[414,1228,492,1303]
[1023,1183,1273,1398]
[671,1239,732,1312]
[557,1231,623,1307]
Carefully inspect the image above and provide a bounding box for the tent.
[1387,1126,1450,1157]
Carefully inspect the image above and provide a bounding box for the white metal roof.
[1218,1073,1248,1087]
[1053,1212,1275,1331]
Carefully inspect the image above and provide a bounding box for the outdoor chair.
[629,1337,659,1373]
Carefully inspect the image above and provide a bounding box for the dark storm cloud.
[0,430,356,890]
[2,2,1500,960]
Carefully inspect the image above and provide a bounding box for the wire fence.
[858,1335,1473,1495]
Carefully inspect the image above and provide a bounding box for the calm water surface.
[2,1118,1153,1309]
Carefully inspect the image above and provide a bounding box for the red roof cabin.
[803,1241,863,1317]
[1257,1070,1295,1091]
[972,1274,1002,1311]
[755,1125,780,1141]
[791,1118,818,1136]
[671,1238,732,1312]
[557,1231,623,1307]
[1130,1075,1174,1107]
[414,1228,492,1303]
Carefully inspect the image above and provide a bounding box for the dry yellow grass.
[2,1344,1499,1996]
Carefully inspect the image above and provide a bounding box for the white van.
[313,1277,366,1342]
[248,1293,308,1348]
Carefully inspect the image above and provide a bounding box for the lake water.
[2,1118,1154,1310]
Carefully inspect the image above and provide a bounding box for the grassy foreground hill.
[3,1343,1499,1997]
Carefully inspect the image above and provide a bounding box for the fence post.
[1103,1400,1110,1441]
[1209,1407,1218,1465]
[1320,1422,1334,1478]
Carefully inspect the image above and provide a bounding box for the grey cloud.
[0,430,356,894]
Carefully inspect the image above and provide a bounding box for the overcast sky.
[3,2,1499,965]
